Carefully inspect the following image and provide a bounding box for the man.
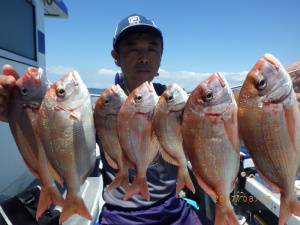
[99,14,203,225]
[0,14,203,225]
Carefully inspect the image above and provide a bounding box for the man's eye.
[129,48,138,52]
[149,48,158,52]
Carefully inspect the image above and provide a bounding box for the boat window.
[0,0,36,61]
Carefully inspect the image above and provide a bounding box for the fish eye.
[56,88,66,97]
[205,91,213,102]
[104,98,110,105]
[20,87,28,96]
[168,95,174,101]
[135,95,143,102]
[31,102,39,109]
[257,79,267,90]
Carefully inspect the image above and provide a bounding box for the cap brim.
[113,24,162,49]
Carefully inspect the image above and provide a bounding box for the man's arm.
[0,65,19,122]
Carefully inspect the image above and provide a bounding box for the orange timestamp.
[216,194,271,204]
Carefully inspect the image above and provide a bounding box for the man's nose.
[138,51,149,64]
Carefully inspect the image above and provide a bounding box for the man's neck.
[123,78,143,94]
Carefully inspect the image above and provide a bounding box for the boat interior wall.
[0,125,35,203]
[0,0,46,71]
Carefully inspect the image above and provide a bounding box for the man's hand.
[0,65,19,122]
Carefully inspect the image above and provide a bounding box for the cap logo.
[128,16,140,25]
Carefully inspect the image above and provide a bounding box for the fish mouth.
[135,111,153,121]
[265,85,292,104]
[204,102,232,118]
[22,102,40,112]
[169,102,186,112]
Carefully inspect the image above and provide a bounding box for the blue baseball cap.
[113,14,163,52]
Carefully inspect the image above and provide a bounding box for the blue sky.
[45,0,300,91]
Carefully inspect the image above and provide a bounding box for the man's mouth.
[137,70,151,73]
[135,66,151,72]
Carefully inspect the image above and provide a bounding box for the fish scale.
[118,81,159,201]
[6,67,64,220]
[94,85,129,191]
[38,70,96,224]
[152,83,195,195]
[182,73,240,225]
[238,53,300,225]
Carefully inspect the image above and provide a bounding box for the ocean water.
[88,88,105,95]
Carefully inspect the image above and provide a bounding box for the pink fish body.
[153,83,195,195]
[94,84,130,191]
[117,81,160,201]
[7,67,63,220]
[182,73,240,225]
[238,54,300,225]
[38,71,96,223]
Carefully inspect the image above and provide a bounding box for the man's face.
[114,30,162,88]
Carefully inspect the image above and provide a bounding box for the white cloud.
[156,69,248,91]
[45,66,248,91]
[97,68,118,76]
[45,65,78,83]
[46,65,75,75]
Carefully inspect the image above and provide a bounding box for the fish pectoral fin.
[223,111,240,152]
[18,150,39,177]
[103,151,118,170]
[122,152,135,169]
[194,174,218,201]
[47,162,64,187]
[159,147,180,166]
[176,167,195,195]
[284,105,297,153]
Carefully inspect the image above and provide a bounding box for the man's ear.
[111,49,120,67]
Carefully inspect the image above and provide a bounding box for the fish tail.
[290,197,300,216]
[123,176,150,201]
[176,166,195,196]
[106,171,129,191]
[36,186,64,220]
[214,202,239,225]
[59,195,92,224]
[278,196,300,225]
